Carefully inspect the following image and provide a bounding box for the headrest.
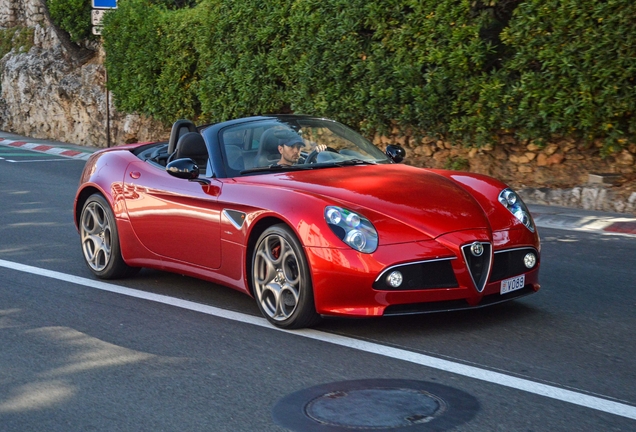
[176,132,206,157]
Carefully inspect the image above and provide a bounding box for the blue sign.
[92,0,117,9]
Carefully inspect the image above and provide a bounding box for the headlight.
[498,188,535,233]
[324,206,378,253]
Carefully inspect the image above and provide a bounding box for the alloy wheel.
[80,200,112,272]
[253,233,303,322]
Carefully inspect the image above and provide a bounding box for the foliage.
[502,0,636,152]
[282,0,375,129]
[153,0,199,9]
[451,0,636,151]
[444,156,470,171]
[45,0,193,45]
[103,0,168,120]
[47,0,93,42]
[101,0,636,152]
[0,26,35,59]
[193,0,292,121]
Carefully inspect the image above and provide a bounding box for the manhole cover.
[306,387,445,428]
[272,379,479,431]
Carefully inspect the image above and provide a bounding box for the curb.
[0,138,93,160]
[519,186,636,216]
[529,205,636,236]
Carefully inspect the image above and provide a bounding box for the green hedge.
[282,1,500,136]
[509,0,636,152]
[454,0,636,151]
[47,0,93,42]
[97,0,635,151]
[193,0,292,121]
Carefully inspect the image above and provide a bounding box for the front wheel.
[79,193,139,279]
[252,224,321,329]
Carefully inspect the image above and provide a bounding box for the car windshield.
[219,117,390,176]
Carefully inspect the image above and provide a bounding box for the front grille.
[373,258,458,291]
[489,247,539,282]
[461,242,492,292]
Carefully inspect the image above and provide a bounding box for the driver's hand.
[315,144,327,152]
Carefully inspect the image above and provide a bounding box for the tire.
[79,193,140,279]
[252,224,321,329]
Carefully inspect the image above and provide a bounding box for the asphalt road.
[0,144,635,431]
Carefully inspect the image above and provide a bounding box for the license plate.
[500,275,525,294]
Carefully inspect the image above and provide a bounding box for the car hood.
[240,164,491,239]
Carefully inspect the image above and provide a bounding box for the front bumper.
[305,227,540,317]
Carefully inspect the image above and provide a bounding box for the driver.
[277,137,326,165]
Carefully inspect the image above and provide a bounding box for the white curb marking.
[0,139,92,160]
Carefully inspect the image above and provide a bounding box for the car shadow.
[315,299,546,337]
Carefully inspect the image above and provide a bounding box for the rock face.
[0,0,167,147]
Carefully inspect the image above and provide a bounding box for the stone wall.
[0,0,45,27]
[374,129,636,214]
[0,0,167,147]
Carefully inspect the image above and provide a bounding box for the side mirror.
[166,158,200,180]
[385,144,406,163]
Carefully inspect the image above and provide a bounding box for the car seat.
[172,132,208,173]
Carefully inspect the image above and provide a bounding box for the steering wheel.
[304,146,338,164]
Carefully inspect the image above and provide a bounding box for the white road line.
[1,258,635,421]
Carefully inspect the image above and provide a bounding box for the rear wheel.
[252,224,321,329]
[80,193,139,279]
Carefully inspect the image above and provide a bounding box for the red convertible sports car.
[74,115,540,329]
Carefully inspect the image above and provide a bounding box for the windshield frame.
[214,116,391,178]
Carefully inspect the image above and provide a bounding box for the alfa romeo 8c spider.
[74,115,540,329]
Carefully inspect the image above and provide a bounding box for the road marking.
[0,139,92,160]
[0,258,634,421]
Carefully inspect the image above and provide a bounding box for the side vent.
[223,209,246,229]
